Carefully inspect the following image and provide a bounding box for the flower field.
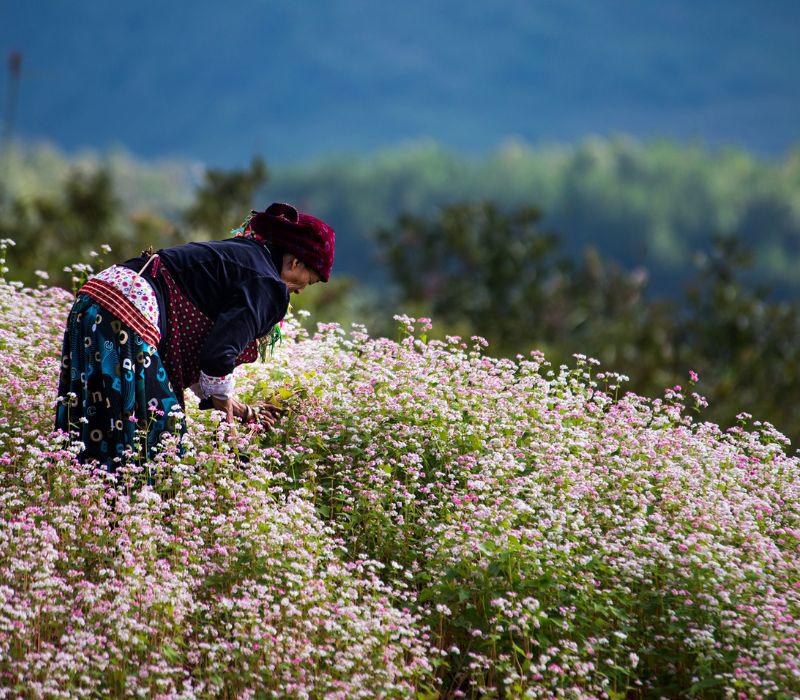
[1,252,799,697]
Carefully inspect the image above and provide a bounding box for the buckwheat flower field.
[1,250,798,697]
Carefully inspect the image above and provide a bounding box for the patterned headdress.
[235,202,335,282]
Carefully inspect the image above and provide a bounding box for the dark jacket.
[121,237,290,377]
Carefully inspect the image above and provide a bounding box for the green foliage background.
[273,137,800,294]
[2,136,800,446]
[5,137,800,293]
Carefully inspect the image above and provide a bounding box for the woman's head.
[280,254,321,294]
[247,203,335,285]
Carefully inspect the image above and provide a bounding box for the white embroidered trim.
[93,265,160,331]
[198,370,235,400]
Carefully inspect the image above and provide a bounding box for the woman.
[55,202,335,470]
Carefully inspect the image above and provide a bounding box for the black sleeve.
[199,276,287,377]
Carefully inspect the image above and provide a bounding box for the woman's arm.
[195,276,288,422]
[199,275,287,379]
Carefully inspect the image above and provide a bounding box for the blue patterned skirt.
[55,294,184,471]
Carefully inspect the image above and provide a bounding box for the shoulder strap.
[137,252,159,276]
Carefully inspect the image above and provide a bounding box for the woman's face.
[280,255,321,295]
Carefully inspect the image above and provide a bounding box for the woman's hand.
[210,396,282,430]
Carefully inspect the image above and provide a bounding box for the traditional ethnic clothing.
[55,294,180,467]
[120,236,289,385]
[55,202,335,471]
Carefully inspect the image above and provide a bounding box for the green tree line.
[273,137,800,295]
[2,141,800,446]
[3,137,800,294]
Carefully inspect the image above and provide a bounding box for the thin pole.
[1,51,22,201]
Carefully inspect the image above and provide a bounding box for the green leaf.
[688,676,723,695]
[162,644,180,662]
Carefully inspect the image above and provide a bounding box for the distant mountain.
[2,0,799,164]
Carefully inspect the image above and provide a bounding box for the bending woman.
[55,202,335,470]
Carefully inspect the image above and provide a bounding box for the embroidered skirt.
[55,294,184,471]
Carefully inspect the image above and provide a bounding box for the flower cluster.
[0,278,429,698]
[0,267,798,697]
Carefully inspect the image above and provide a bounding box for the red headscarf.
[243,202,335,282]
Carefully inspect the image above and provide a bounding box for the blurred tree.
[0,167,182,287]
[377,202,800,448]
[272,138,800,294]
[5,136,800,293]
[1,168,120,285]
[375,201,674,364]
[555,248,677,389]
[184,156,268,239]
[376,202,565,352]
[679,235,800,436]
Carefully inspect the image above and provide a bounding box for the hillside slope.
[0,248,798,696]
